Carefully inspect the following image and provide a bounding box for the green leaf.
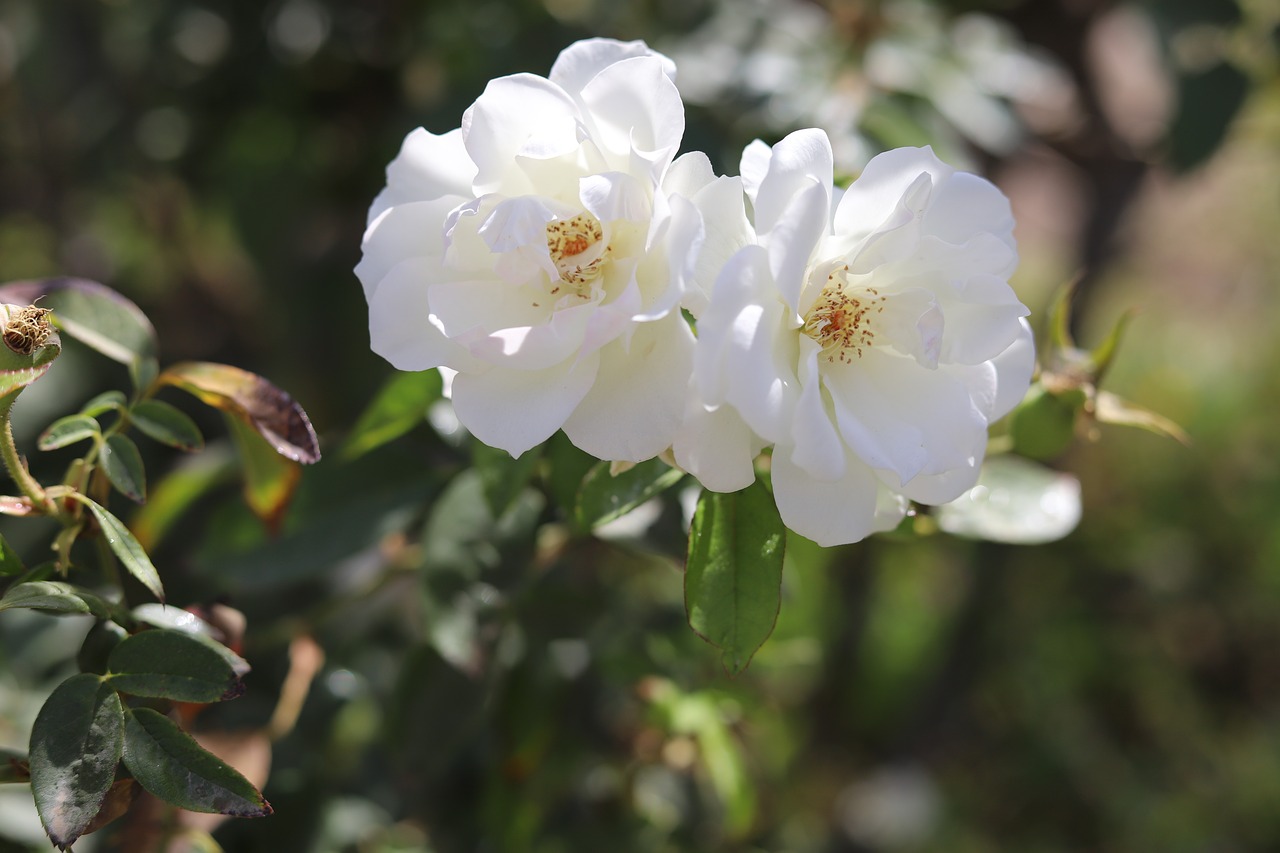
[102,434,147,503]
[38,414,100,451]
[128,447,237,552]
[1009,385,1087,461]
[80,390,127,418]
[122,707,271,817]
[156,361,319,464]
[0,277,154,366]
[130,399,204,452]
[66,493,164,602]
[340,369,441,460]
[29,674,125,850]
[0,581,111,617]
[935,455,1082,544]
[108,629,246,702]
[544,431,597,512]
[574,457,685,531]
[685,481,786,675]
[226,415,301,532]
[0,532,24,575]
[474,440,543,518]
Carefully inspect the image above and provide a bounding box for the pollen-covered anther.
[801,284,886,363]
[546,213,608,297]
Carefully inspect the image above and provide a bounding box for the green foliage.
[129,400,204,452]
[574,456,686,531]
[341,370,442,461]
[107,629,246,702]
[38,415,101,451]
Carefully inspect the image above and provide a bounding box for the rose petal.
[369,128,476,224]
[753,128,832,236]
[550,38,674,98]
[772,446,895,547]
[833,146,952,242]
[357,197,468,301]
[368,258,483,372]
[462,73,581,195]
[579,56,685,170]
[787,338,846,481]
[673,402,763,493]
[989,318,1036,420]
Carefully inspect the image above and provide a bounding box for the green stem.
[0,405,58,516]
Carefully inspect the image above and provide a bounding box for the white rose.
[674,130,1035,546]
[358,38,739,462]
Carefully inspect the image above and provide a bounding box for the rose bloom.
[674,130,1035,546]
[358,39,744,461]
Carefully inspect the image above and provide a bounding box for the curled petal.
[753,128,832,236]
[463,73,580,195]
[550,38,674,98]
[580,56,684,169]
[369,128,476,223]
[368,259,483,372]
[989,318,1036,420]
[357,197,466,301]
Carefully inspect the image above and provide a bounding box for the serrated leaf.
[108,629,245,702]
[935,455,1082,544]
[685,481,786,675]
[122,708,271,817]
[1095,390,1191,445]
[575,457,685,531]
[29,674,125,850]
[130,399,204,452]
[340,369,442,460]
[474,441,542,518]
[157,362,319,464]
[66,493,164,602]
[38,415,100,451]
[0,581,111,617]
[80,390,127,417]
[101,434,146,502]
[0,277,154,366]
[0,532,24,575]
[226,415,301,532]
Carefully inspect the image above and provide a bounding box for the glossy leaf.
[685,481,786,675]
[0,581,111,617]
[226,415,302,532]
[0,277,155,366]
[341,369,441,460]
[130,399,204,451]
[80,390,127,418]
[67,493,164,601]
[38,414,100,451]
[122,707,271,817]
[935,455,1082,544]
[108,629,246,702]
[575,457,685,531]
[157,361,320,464]
[29,674,125,850]
[102,434,147,502]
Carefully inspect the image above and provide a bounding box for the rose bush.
[357,38,748,462]
[674,129,1035,546]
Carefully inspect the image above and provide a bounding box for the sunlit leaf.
[29,674,125,850]
[575,457,685,531]
[0,277,155,366]
[685,481,786,675]
[1095,390,1191,445]
[130,399,204,451]
[102,434,147,503]
[80,390,127,418]
[935,455,1081,544]
[341,369,441,460]
[38,415,100,451]
[0,581,111,617]
[108,629,246,702]
[156,361,319,464]
[225,415,302,532]
[122,708,271,817]
[66,493,164,601]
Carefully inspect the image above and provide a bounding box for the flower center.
[801,266,885,363]
[546,213,609,297]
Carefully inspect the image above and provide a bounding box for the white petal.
[765,178,829,316]
[922,170,1015,251]
[787,338,846,481]
[833,146,951,242]
[580,171,652,223]
[563,314,694,462]
[368,258,483,372]
[739,139,772,205]
[643,193,702,322]
[579,56,685,167]
[771,446,884,547]
[357,197,467,301]
[989,318,1036,420]
[753,128,832,235]
[369,128,476,223]
[462,73,580,195]
[672,403,762,493]
[896,459,982,506]
[937,298,1029,365]
[450,352,600,456]
[683,175,753,318]
[550,38,674,97]
[663,151,717,200]
[427,279,548,341]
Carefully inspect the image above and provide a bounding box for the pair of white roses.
[357,38,1034,547]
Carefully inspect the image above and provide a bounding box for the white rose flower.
[674,129,1035,546]
[358,39,742,462]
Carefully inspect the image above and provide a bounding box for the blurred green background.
[1,0,1279,850]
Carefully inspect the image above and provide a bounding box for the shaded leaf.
[1095,390,1191,445]
[0,581,111,617]
[67,493,164,601]
[340,369,441,460]
[80,390,127,418]
[935,455,1082,544]
[225,415,302,532]
[29,674,125,850]
[122,708,271,817]
[38,414,100,451]
[130,399,204,451]
[108,629,245,702]
[0,277,154,366]
[1009,385,1087,460]
[82,778,137,837]
[685,481,786,675]
[102,434,147,503]
[575,457,685,531]
[544,431,597,513]
[0,532,24,575]
[130,446,237,552]
[474,440,542,518]
[157,361,319,464]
